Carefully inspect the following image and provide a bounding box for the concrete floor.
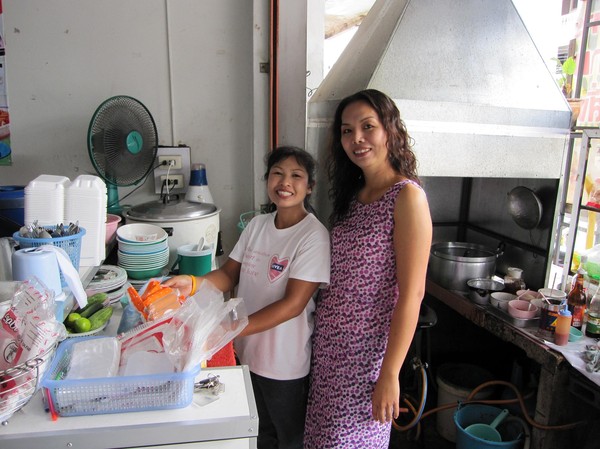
[389,417,455,449]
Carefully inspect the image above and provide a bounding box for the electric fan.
[87,95,158,214]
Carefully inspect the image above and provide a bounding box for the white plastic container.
[65,175,107,266]
[436,363,494,442]
[24,174,71,226]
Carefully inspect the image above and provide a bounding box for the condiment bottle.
[554,309,572,346]
[567,268,587,330]
[586,287,600,338]
[504,267,526,294]
[537,288,567,339]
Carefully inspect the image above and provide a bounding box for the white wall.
[0,0,270,254]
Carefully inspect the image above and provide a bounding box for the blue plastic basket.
[13,227,86,286]
[41,337,200,416]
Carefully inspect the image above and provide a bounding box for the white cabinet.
[0,366,258,449]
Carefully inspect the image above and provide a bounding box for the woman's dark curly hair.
[327,89,419,226]
[263,145,317,213]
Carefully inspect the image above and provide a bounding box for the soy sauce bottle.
[568,268,587,330]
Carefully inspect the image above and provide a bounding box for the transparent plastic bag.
[0,277,66,371]
[117,280,248,373]
[65,337,120,379]
[162,280,248,372]
[117,301,145,335]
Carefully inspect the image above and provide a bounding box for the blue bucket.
[455,404,524,449]
[0,185,25,226]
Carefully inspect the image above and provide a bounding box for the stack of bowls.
[116,224,169,280]
[490,292,517,311]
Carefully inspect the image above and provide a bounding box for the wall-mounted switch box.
[153,146,191,194]
[160,174,184,189]
[157,155,183,170]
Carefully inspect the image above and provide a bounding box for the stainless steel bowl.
[466,278,505,305]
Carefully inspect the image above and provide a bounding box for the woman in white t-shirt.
[164,146,330,449]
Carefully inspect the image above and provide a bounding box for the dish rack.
[41,337,201,416]
[0,345,56,423]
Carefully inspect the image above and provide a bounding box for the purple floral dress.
[304,181,416,449]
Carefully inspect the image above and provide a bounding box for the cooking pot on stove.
[428,242,504,292]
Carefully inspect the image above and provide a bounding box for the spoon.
[539,291,552,305]
[195,236,205,252]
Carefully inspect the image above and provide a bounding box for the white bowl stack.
[24,175,71,226]
[65,175,107,267]
[117,224,169,280]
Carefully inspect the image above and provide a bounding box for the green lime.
[65,313,81,328]
[73,317,91,333]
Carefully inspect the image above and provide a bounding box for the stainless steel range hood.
[307,0,570,188]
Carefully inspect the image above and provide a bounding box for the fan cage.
[88,96,158,187]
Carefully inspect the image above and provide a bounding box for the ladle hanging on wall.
[507,186,543,230]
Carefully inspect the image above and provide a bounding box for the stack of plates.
[85,265,128,303]
[24,174,71,226]
[117,224,169,280]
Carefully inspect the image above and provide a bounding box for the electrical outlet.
[158,155,183,169]
[160,174,184,189]
[154,146,191,194]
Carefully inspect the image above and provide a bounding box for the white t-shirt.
[229,212,330,380]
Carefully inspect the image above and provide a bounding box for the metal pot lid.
[126,198,218,222]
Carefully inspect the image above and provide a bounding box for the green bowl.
[126,267,164,280]
[569,327,584,342]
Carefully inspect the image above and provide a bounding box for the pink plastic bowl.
[508,299,539,319]
[105,214,122,244]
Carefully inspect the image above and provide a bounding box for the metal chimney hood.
[307,0,571,181]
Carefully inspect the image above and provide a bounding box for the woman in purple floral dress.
[304,90,432,448]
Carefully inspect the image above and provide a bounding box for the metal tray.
[486,304,539,328]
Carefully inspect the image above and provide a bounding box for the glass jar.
[504,267,526,294]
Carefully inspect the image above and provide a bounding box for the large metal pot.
[428,242,503,292]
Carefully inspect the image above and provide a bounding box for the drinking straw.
[44,388,58,421]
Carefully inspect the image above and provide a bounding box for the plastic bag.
[118,314,173,364]
[0,278,65,416]
[125,278,183,321]
[65,337,120,379]
[0,277,66,371]
[162,280,248,371]
[117,283,144,334]
[117,280,247,373]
